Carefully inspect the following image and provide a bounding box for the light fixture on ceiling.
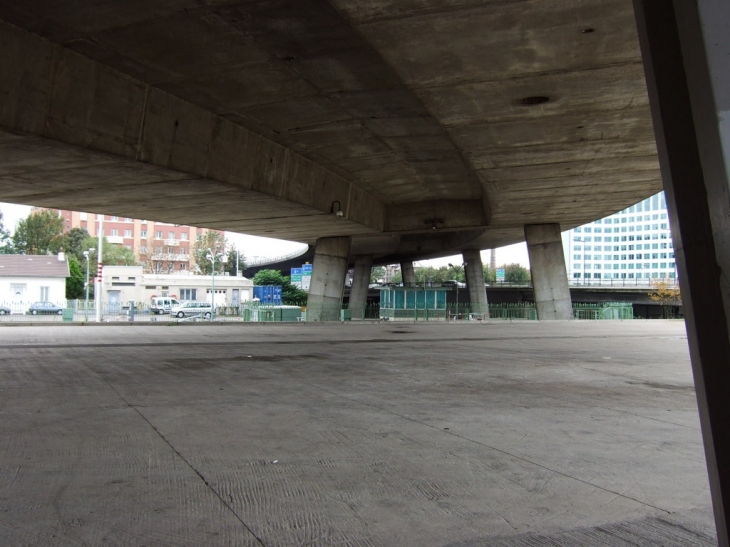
[331,201,344,218]
[425,218,443,230]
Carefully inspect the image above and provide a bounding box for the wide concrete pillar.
[400,261,416,287]
[524,224,572,320]
[462,250,489,316]
[349,255,372,320]
[307,237,351,321]
[634,2,730,543]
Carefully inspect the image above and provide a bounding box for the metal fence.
[0,300,248,323]
[0,300,635,323]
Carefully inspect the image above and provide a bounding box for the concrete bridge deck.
[0,320,714,546]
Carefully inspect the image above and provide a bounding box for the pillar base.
[307,237,351,322]
[525,224,572,320]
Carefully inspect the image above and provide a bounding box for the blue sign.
[291,268,302,275]
[302,264,312,273]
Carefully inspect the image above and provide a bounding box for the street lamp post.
[206,248,228,321]
[448,262,466,319]
[83,250,92,322]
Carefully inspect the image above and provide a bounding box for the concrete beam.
[307,237,351,321]
[386,199,488,233]
[634,1,730,543]
[0,20,386,235]
[524,224,572,320]
[463,249,489,316]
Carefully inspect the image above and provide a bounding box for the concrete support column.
[307,237,351,322]
[634,2,730,543]
[524,224,572,320]
[400,261,416,287]
[349,255,373,320]
[462,249,489,316]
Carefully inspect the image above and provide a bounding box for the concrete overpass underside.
[0,0,661,261]
[2,1,730,544]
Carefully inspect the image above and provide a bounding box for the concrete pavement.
[0,321,715,546]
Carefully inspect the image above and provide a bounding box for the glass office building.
[564,192,676,281]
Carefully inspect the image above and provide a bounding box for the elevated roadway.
[0,0,660,261]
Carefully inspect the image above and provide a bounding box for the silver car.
[171,301,212,319]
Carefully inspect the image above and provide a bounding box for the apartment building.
[53,210,221,274]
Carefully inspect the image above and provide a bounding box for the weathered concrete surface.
[0,1,662,261]
[463,249,489,315]
[347,254,372,318]
[525,224,573,320]
[401,261,416,286]
[307,236,351,321]
[0,321,714,546]
[634,1,730,543]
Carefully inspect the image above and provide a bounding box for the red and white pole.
[96,214,103,322]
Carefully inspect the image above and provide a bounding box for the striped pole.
[96,215,103,322]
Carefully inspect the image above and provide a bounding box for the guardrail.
[244,245,310,267]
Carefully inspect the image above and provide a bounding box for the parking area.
[0,320,716,546]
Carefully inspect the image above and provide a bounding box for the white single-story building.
[0,254,70,312]
[101,266,254,307]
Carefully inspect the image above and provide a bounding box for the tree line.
[369,263,531,285]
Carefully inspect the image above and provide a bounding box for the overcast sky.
[0,201,530,268]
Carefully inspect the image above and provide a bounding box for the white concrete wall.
[1,276,67,309]
[101,266,253,306]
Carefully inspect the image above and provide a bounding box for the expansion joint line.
[83,363,269,547]
[300,379,672,516]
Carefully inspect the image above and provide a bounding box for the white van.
[150,297,180,315]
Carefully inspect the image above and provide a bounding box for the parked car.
[171,301,212,319]
[0,305,11,315]
[150,297,180,315]
[28,302,64,315]
[442,280,466,288]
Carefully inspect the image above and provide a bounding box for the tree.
[82,236,137,266]
[648,278,681,318]
[0,210,13,254]
[66,256,85,299]
[253,269,308,306]
[12,210,64,255]
[483,264,496,283]
[445,264,466,282]
[192,231,228,275]
[58,227,91,263]
[414,266,448,285]
[370,266,385,284]
[224,244,246,277]
[502,263,530,284]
